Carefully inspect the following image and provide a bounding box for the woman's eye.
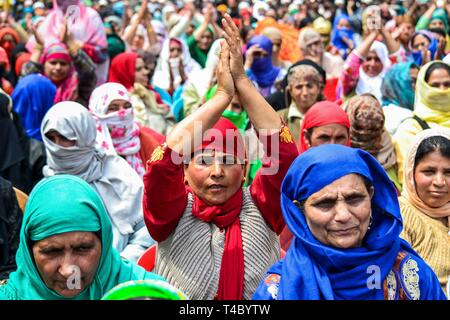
[314,201,335,210]
[346,196,365,206]
[76,246,92,252]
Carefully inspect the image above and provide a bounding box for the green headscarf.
[102,279,188,300]
[206,84,250,134]
[0,175,164,300]
[188,25,215,68]
[431,8,449,34]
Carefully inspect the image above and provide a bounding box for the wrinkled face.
[45,130,76,147]
[414,151,450,208]
[135,57,150,86]
[307,124,349,148]
[32,231,102,298]
[198,31,213,51]
[429,19,445,30]
[44,59,71,83]
[306,38,324,57]
[398,22,414,43]
[107,99,132,114]
[412,33,430,52]
[362,51,383,77]
[289,81,321,113]
[302,174,374,249]
[267,36,282,54]
[427,68,450,90]
[169,42,182,59]
[184,149,245,206]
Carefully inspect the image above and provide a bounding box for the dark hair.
[424,62,450,83]
[414,135,450,169]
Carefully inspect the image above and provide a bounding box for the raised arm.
[221,14,282,132]
[166,40,235,155]
[221,14,299,234]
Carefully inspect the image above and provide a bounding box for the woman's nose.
[210,162,224,177]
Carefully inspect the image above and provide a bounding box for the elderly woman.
[109,52,175,136]
[254,144,446,300]
[338,29,392,103]
[88,82,164,179]
[143,14,298,300]
[393,61,450,185]
[399,129,450,295]
[298,27,343,81]
[277,61,325,143]
[41,102,154,262]
[281,101,351,250]
[0,175,164,300]
[346,94,400,192]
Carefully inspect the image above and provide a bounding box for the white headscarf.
[152,37,201,91]
[253,1,270,21]
[356,41,392,103]
[184,39,222,99]
[88,83,146,178]
[41,101,144,235]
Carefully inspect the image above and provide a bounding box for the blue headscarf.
[246,35,281,88]
[11,74,56,141]
[274,145,417,300]
[331,14,355,59]
[410,30,438,67]
[381,61,418,110]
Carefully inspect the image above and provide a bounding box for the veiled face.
[302,174,374,249]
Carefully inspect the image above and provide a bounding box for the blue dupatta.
[275,144,418,300]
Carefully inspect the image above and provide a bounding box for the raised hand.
[221,13,246,82]
[32,25,45,47]
[215,40,235,98]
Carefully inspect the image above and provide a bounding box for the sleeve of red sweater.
[143,144,188,242]
[250,126,299,235]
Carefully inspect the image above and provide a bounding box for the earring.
[368,214,373,230]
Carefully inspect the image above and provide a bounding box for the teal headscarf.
[431,8,449,34]
[381,61,418,110]
[0,175,164,300]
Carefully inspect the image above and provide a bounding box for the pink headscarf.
[41,43,78,103]
[26,0,108,82]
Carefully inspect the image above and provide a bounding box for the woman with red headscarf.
[280,101,351,251]
[109,52,175,135]
[298,101,351,154]
[143,14,298,300]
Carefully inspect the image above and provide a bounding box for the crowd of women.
[0,0,449,301]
